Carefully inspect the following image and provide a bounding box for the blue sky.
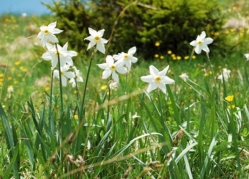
[0,0,54,15]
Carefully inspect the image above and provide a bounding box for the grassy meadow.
[1,4,249,178]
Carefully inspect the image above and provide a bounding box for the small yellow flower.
[14,80,18,84]
[155,42,160,47]
[101,85,108,91]
[73,90,77,94]
[192,55,196,59]
[167,50,172,55]
[204,73,209,77]
[176,56,181,60]
[7,77,12,80]
[225,95,234,102]
[74,114,78,120]
[154,54,159,58]
[172,56,177,60]
[184,56,189,60]
[0,73,4,78]
[45,86,50,91]
[15,61,21,65]
[209,71,212,75]
[228,105,235,109]
[160,56,164,60]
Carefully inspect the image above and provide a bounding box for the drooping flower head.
[69,66,83,88]
[42,42,77,69]
[113,46,138,70]
[37,21,63,46]
[97,55,127,82]
[84,28,108,54]
[53,65,75,87]
[244,53,249,60]
[217,68,231,82]
[190,31,213,54]
[179,73,189,82]
[140,65,175,94]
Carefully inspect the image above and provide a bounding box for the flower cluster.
[38,21,83,87]
[218,68,231,82]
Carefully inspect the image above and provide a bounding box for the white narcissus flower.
[190,31,213,54]
[37,21,63,46]
[97,55,127,82]
[53,65,75,87]
[84,28,108,54]
[42,43,77,69]
[218,68,231,82]
[244,53,249,60]
[179,73,189,82]
[140,65,175,94]
[69,66,83,88]
[113,46,138,70]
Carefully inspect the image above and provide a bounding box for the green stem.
[55,43,63,115]
[80,49,97,118]
[49,69,54,133]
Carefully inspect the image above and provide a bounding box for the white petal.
[200,31,206,39]
[159,65,169,76]
[84,36,94,41]
[147,83,157,93]
[157,83,166,94]
[100,38,108,44]
[116,66,127,74]
[52,28,63,34]
[141,75,153,83]
[102,69,112,79]
[96,42,106,54]
[64,72,75,79]
[203,38,213,45]
[98,29,105,37]
[195,45,202,54]
[112,71,119,82]
[202,45,210,53]
[48,21,56,29]
[42,52,52,60]
[88,28,97,36]
[190,40,197,46]
[149,65,159,76]
[128,46,136,55]
[106,55,114,65]
[61,76,68,86]
[162,76,175,84]
[87,41,96,50]
[130,57,138,63]
[97,63,108,70]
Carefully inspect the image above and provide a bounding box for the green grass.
[1,12,249,179]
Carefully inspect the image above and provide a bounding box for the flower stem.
[55,43,64,115]
[49,69,54,132]
[80,49,97,118]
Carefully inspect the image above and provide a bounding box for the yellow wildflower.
[225,95,234,102]
[101,85,108,91]
[155,42,160,47]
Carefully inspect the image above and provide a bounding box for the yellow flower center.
[55,51,60,56]
[44,29,49,34]
[110,65,116,70]
[197,40,203,45]
[155,76,161,82]
[124,54,129,60]
[94,36,100,42]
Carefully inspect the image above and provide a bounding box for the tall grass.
[0,11,249,179]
